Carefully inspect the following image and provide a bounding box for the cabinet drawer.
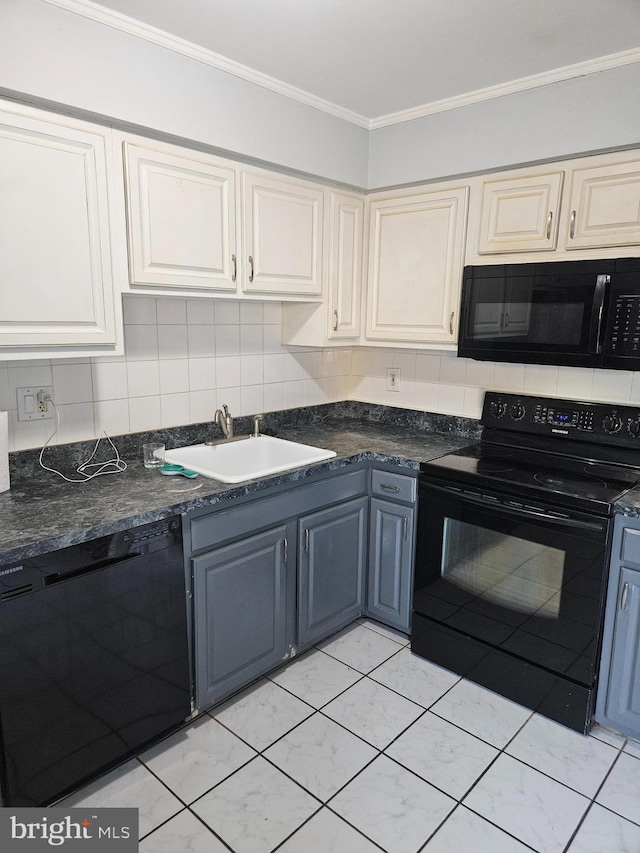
[371,470,416,504]
[621,527,640,568]
[190,469,367,552]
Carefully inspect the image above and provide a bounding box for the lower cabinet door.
[367,498,414,632]
[298,498,368,648]
[192,524,294,709]
[601,567,640,738]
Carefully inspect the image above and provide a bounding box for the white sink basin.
[164,435,337,483]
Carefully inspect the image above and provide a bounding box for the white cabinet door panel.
[477,172,563,254]
[0,110,116,348]
[124,143,237,291]
[329,192,363,339]
[242,173,323,296]
[565,160,640,249]
[366,187,468,343]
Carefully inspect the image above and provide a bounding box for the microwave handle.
[589,274,610,354]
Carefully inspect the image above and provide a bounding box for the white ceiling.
[66,0,640,123]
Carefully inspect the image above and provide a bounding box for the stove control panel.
[482,392,640,447]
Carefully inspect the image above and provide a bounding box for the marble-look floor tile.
[369,648,460,708]
[506,713,618,798]
[269,649,362,708]
[330,754,455,853]
[357,617,409,646]
[595,752,640,825]
[623,737,640,759]
[264,713,377,801]
[277,807,381,852]
[590,723,627,749]
[211,677,313,751]
[191,757,319,853]
[430,679,532,748]
[140,809,228,852]
[60,759,183,839]
[317,623,403,673]
[422,805,532,852]
[322,677,423,749]
[140,715,256,803]
[463,754,589,853]
[567,803,640,852]
[386,711,499,799]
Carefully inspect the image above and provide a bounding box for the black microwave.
[457,258,640,370]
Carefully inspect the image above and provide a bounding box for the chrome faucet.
[215,404,234,439]
[205,404,234,445]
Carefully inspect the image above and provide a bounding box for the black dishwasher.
[0,516,192,806]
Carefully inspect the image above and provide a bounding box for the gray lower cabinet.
[367,498,415,631]
[192,522,296,709]
[298,497,368,648]
[596,517,640,738]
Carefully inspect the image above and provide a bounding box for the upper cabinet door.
[0,109,117,351]
[366,187,469,343]
[565,160,640,250]
[328,192,364,339]
[477,172,564,254]
[124,143,238,291]
[241,172,323,297]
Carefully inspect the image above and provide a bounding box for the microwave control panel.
[609,295,640,355]
[482,392,640,446]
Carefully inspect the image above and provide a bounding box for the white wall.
[0,0,369,187]
[0,298,353,452]
[368,64,640,188]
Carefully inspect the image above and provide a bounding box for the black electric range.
[412,392,640,733]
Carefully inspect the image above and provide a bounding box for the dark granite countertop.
[614,486,640,518]
[0,404,479,564]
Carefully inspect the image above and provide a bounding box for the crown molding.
[370,47,640,129]
[42,0,640,132]
[40,0,371,128]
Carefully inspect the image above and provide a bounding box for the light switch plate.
[387,368,401,392]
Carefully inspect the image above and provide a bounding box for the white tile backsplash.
[9,291,640,452]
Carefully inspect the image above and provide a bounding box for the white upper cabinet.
[477,172,563,254]
[0,104,121,357]
[282,190,364,347]
[328,192,364,339]
[123,142,238,292]
[366,186,469,344]
[469,152,640,262]
[564,159,640,250]
[241,172,324,298]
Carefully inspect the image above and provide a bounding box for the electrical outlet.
[387,368,401,392]
[17,386,54,421]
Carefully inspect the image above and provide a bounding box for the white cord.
[39,397,127,483]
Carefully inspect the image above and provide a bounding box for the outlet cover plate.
[17,386,54,421]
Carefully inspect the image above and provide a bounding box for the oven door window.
[414,487,608,686]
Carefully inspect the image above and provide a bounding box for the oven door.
[413,480,610,690]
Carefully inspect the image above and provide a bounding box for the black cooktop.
[421,442,640,513]
[421,392,640,514]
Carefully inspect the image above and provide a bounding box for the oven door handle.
[423,482,607,533]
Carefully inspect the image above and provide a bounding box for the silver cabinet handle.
[504,312,510,328]
[403,516,408,540]
[333,310,338,332]
[449,312,455,336]
[304,528,309,551]
[248,255,254,282]
[570,210,576,239]
[546,211,553,240]
[282,537,288,564]
[621,581,629,610]
[380,483,400,492]
[231,254,237,282]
